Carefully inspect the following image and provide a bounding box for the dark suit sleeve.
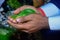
[50,0,60,9]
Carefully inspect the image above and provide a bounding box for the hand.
[8,5,42,23]
[14,5,40,14]
[8,14,49,33]
[7,5,49,33]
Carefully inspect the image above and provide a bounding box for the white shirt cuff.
[40,3,60,17]
[48,16,60,30]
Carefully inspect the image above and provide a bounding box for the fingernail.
[13,20,16,23]
[8,17,12,21]
[10,18,13,21]
[16,19,21,23]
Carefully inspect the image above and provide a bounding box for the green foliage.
[7,0,22,9]
[0,28,14,40]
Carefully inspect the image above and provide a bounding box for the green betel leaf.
[11,9,36,19]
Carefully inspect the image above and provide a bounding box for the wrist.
[37,8,46,16]
[44,17,49,29]
[42,17,49,29]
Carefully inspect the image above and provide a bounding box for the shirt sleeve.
[48,16,60,30]
[40,3,60,17]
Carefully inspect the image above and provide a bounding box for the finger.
[14,5,27,14]
[22,26,39,33]
[8,16,13,21]
[21,30,33,34]
[21,30,29,33]
[12,20,17,23]
[7,20,20,29]
[14,8,22,14]
[7,20,28,30]
[16,15,33,23]
[21,20,35,30]
[14,5,39,14]
[7,20,18,27]
[8,17,17,23]
[16,17,25,23]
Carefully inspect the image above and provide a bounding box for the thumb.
[13,5,39,14]
[13,8,23,14]
[13,5,27,14]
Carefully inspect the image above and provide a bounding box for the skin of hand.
[14,5,40,14]
[7,5,49,33]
